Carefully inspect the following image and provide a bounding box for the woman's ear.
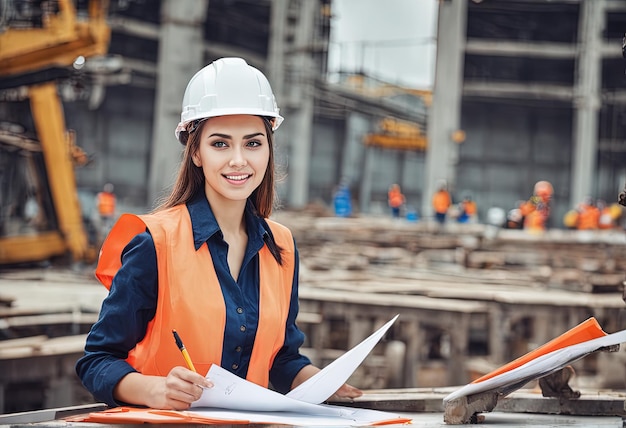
[191,151,201,168]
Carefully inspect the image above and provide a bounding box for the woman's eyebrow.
[208,132,265,139]
[208,133,231,139]
[244,132,265,139]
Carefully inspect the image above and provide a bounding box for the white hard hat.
[175,57,283,144]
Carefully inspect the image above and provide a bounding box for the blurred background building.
[2,0,626,414]
[1,0,626,231]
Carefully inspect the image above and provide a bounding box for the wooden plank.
[0,305,84,317]
[296,312,322,324]
[330,388,626,418]
[0,334,86,359]
[0,335,48,349]
[301,278,624,309]
[299,286,489,313]
[0,312,98,328]
[495,391,626,417]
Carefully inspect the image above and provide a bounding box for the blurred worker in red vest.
[96,182,116,236]
[388,183,405,218]
[520,180,552,232]
[432,180,452,225]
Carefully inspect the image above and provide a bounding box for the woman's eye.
[212,141,228,148]
[247,140,262,147]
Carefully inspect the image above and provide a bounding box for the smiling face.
[192,115,270,208]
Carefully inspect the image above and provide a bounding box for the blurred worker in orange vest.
[457,195,477,224]
[597,199,623,230]
[432,180,452,225]
[388,183,405,218]
[576,196,600,230]
[96,182,116,237]
[520,180,552,232]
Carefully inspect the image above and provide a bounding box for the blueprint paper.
[191,365,407,425]
[188,406,409,426]
[287,314,399,403]
[193,364,346,416]
[191,315,399,418]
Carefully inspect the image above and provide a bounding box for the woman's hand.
[292,364,363,401]
[115,366,213,410]
[333,382,363,399]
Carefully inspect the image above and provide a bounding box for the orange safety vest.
[463,200,477,216]
[524,210,545,230]
[432,190,451,214]
[519,200,536,217]
[97,192,116,216]
[388,189,405,208]
[577,205,600,230]
[94,205,295,387]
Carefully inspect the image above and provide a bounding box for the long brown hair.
[153,116,284,263]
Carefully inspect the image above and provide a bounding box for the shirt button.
[240,325,246,332]
[232,363,239,370]
[237,307,243,314]
[235,346,242,353]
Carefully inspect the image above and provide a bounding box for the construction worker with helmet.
[388,183,406,218]
[576,196,600,230]
[95,182,116,239]
[77,58,362,410]
[520,180,553,232]
[432,179,452,225]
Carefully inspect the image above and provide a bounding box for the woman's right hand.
[115,367,213,410]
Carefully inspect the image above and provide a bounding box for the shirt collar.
[186,193,269,251]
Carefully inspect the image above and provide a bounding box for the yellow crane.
[0,0,110,265]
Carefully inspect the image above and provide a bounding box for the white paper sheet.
[287,314,399,404]
[444,328,626,403]
[188,406,407,426]
[191,314,399,419]
[193,365,347,416]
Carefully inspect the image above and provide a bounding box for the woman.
[76,58,362,410]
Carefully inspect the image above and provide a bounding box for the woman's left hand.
[292,364,363,400]
[333,383,363,399]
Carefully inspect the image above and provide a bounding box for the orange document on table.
[68,407,250,425]
[71,406,412,426]
[444,316,626,404]
[472,316,607,383]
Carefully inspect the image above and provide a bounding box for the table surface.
[0,399,624,428]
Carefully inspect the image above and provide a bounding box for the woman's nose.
[228,148,247,167]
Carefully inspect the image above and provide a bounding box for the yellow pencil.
[172,329,197,372]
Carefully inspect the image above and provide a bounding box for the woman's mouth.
[224,174,251,182]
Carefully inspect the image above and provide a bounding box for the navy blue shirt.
[76,194,311,407]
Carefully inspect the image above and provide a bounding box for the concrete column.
[287,0,317,208]
[359,146,377,214]
[571,0,604,208]
[422,0,467,219]
[340,112,369,185]
[267,0,288,102]
[147,0,209,207]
